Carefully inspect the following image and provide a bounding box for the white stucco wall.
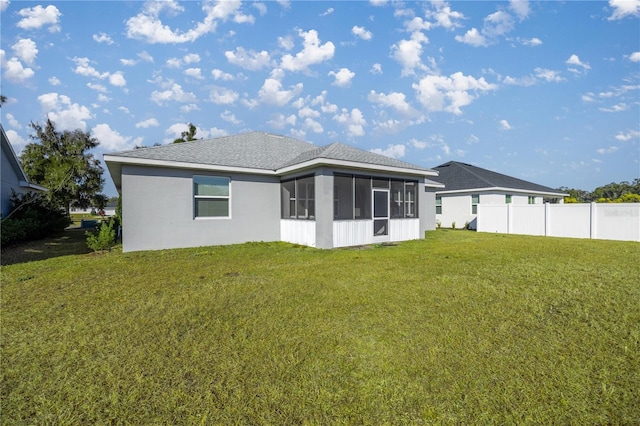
[436,191,544,229]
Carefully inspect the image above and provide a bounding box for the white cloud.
[534,67,565,83]
[499,119,512,130]
[258,72,303,106]
[87,82,107,93]
[371,144,406,159]
[329,68,355,87]
[17,4,61,32]
[600,103,629,112]
[268,113,297,129]
[48,76,61,86]
[566,54,590,70]
[126,0,253,43]
[37,93,92,131]
[184,53,201,64]
[391,31,430,75]
[12,38,38,66]
[509,0,530,21]
[413,72,497,115]
[303,117,323,133]
[200,127,228,139]
[209,86,239,104]
[615,129,640,141]
[253,3,267,15]
[5,130,29,154]
[150,84,197,105]
[608,0,640,20]
[138,51,154,63]
[184,68,204,79]
[93,33,114,45]
[180,104,200,113]
[109,71,126,87]
[1,0,9,12]
[92,123,134,151]
[522,37,542,46]
[135,118,159,128]
[72,57,109,79]
[5,113,21,129]
[120,59,137,66]
[280,29,335,72]
[212,69,234,80]
[225,47,272,70]
[0,50,34,83]
[320,7,334,17]
[628,51,640,62]
[352,25,372,40]
[455,28,487,47]
[298,106,320,118]
[278,35,294,51]
[483,11,515,37]
[409,138,427,149]
[596,146,619,154]
[370,63,383,74]
[333,108,366,137]
[368,90,415,116]
[426,1,465,30]
[220,110,242,125]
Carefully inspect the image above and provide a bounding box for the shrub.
[86,219,116,252]
[465,221,471,230]
[451,221,456,229]
[436,220,441,229]
[1,191,71,247]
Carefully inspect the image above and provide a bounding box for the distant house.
[105,132,444,252]
[432,161,567,229]
[1,125,47,218]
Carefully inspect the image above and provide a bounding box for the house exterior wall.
[1,144,22,217]
[436,191,544,229]
[121,165,281,252]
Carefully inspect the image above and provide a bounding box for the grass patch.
[1,231,639,424]
[1,229,92,266]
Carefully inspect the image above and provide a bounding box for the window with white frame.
[194,176,230,218]
[528,196,536,204]
[472,194,479,214]
[436,196,442,214]
[506,194,512,204]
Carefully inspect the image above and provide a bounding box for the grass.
[1,230,639,424]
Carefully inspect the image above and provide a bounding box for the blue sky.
[1,0,638,197]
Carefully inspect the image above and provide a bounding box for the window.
[194,176,230,218]
[390,180,405,219]
[354,177,372,219]
[506,194,512,204]
[281,176,315,220]
[472,194,479,214]
[404,182,417,218]
[436,196,442,215]
[528,196,536,204]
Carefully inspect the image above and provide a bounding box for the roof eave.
[435,186,568,197]
[277,157,438,177]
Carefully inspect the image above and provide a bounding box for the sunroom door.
[373,189,389,238]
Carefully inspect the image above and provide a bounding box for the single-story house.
[432,161,567,229]
[1,125,47,218]
[104,132,444,252]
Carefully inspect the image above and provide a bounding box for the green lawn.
[1,231,639,424]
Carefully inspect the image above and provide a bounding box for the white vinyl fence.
[477,203,640,242]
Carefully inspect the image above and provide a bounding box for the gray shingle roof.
[433,161,564,194]
[110,132,315,170]
[108,131,435,174]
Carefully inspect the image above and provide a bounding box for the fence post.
[545,203,550,237]
[590,202,596,239]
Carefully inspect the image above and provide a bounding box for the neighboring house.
[1,125,47,218]
[432,161,567,229]
[105,131,444,252]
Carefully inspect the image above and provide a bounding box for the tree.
[173,123,198,143]
[21,118,106,215]
[0,94,7,107]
